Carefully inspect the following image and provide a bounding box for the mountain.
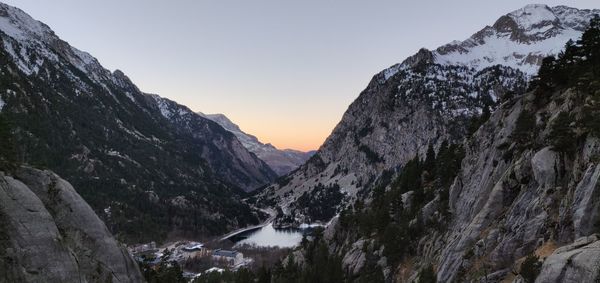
[257,4,600,228]
[250,7,600,283]
[279,37,600,281]
[0,167,143,282]
[0,2,276,243]
[324,26,600,281]
[198,112,314,176]
[149,97,277,190]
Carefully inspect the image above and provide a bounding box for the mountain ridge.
[0,1,275,242]
[255,7,600,283]
[198,112,314,176]
[384,5,600,80]
[258,4,599,228]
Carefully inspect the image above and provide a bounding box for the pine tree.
[553,40,577,85]
[537,56,557,87]
[0,114,17,170]
[549,112,576,154]
[511,110,537,150]
[417,264,437,283]
[579,15,600,74]
[584,90,600,137]
[424,143,436,181]
[520,254,542,283]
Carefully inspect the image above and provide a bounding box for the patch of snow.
[298,223,325,229]
[553,6,600,30]
[205,267,224,274]
[525,24,554,35]
[105,149,141,166]
[383,64,403,80]
[104,206,111,217]
[435,27,582,76]
[71,47,96,66]
[115,119,152,142]
[124,91,135,102]
[508,4,557,30]
[2,40,33,75]
[0,4,47,42]
[153,96,172,119]
[380,5,599,82]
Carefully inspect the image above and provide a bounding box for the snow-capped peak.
[0,2,104,78]
[383,5,599,79]
[508,4,557,30]
[0,3,48,41]
[434,5,598,75]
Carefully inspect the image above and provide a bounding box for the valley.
[1,1,600,283]
[129,210,320,281]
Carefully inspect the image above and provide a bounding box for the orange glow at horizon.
[215,108,340,153]
[236,120,332,152]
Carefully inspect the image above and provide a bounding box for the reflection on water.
[230,223,315,248]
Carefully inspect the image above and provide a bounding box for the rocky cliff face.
[434,87,600,282]
[293,13,600,283]
[0,2,274,242]
[259,5,599,227]
[198,112,314,176]
[0,167,143,282]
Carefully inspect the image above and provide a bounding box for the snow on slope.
[385,5,600,79]
[0,3,104,78]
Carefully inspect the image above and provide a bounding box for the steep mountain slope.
[199,112,314,176]
[328,23,600,282]
[258,4,600,227]
[436,79,600,282]
[262,15,600,283]
[150,99,277,190]
[0,2,275,242]
[0,167,144,282]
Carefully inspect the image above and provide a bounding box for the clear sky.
[3,1,599,151]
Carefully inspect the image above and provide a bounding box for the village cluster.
[129,241,252,280]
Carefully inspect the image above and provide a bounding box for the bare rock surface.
[536,235,600,283]
[0,167,144,283]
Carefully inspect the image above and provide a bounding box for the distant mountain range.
[199,112,314,176]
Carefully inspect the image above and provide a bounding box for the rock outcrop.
[536,235,600,283]
[0,167,143,282]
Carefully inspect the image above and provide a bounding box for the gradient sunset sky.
[4,0,598,151]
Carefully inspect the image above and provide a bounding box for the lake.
[229,223,320,248]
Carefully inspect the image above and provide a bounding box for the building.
[182,242,204,252]
[211,249,244,266]
[130,241,157,254]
